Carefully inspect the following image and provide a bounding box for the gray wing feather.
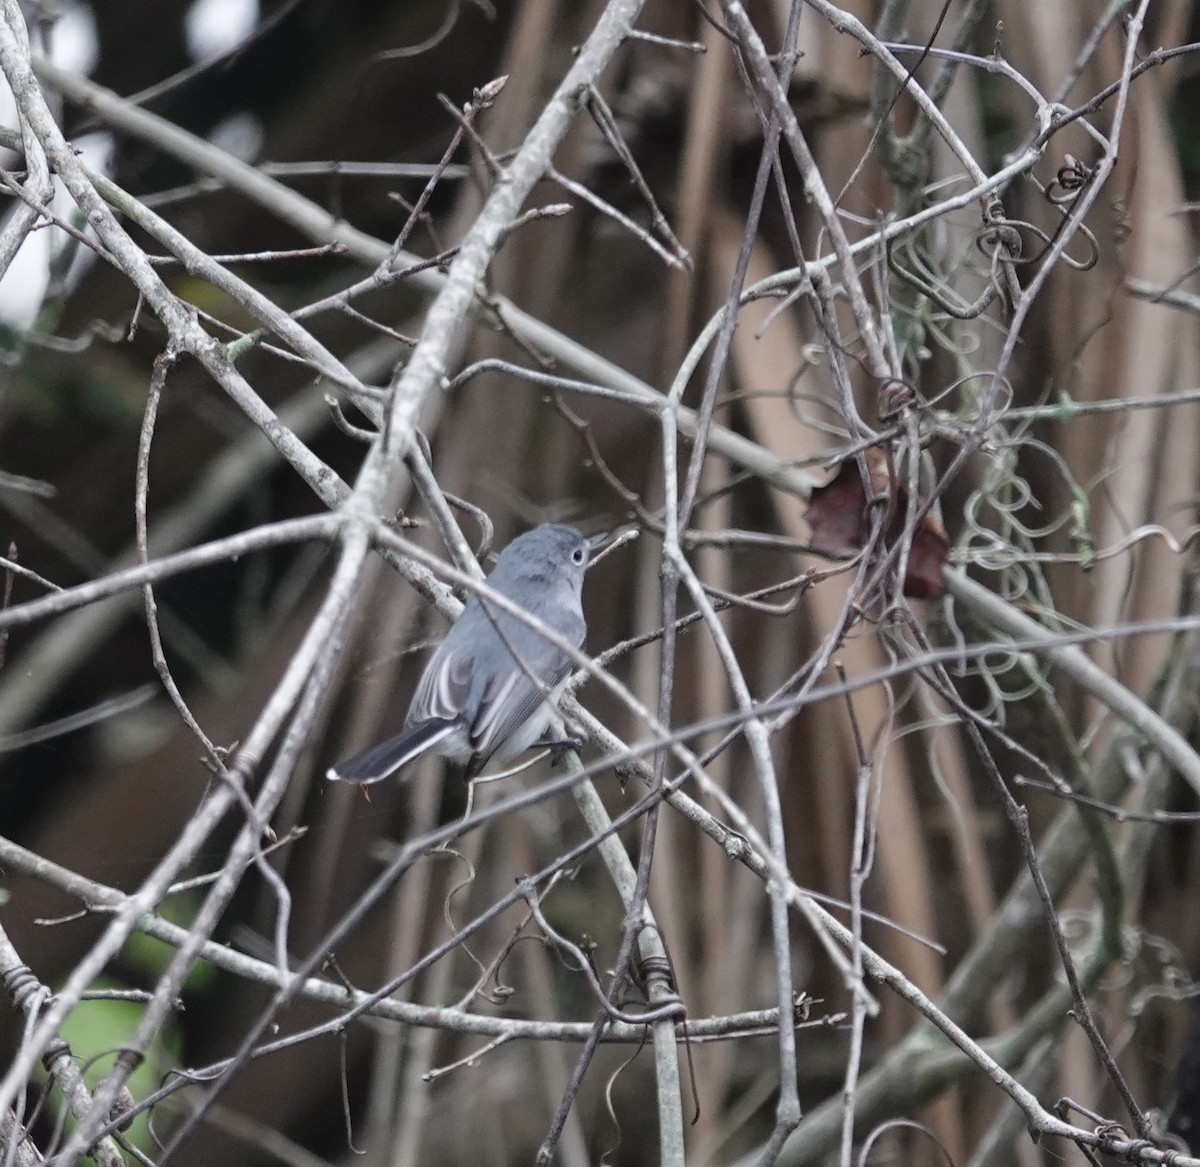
[468,654,572,761]
[464,598,584,763]
[406,641,473,725]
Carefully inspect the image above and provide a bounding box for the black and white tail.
[325,718,461,784]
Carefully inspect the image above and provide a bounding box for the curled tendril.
[977,200,1024,262]
[925,369,1014,416]
[954,427,1067,633]
[1017,211,1101,272]
[889,233,1000,320]
[877,378,916,422]
[373,0,466,62]
[1047,153,1097,204]
[998,169,1103,271]
[922,314,985,361]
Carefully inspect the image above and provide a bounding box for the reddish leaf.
[804,453,948,599]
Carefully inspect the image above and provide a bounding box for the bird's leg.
[536,735,583,766]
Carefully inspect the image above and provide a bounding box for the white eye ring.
[571,547,585,564]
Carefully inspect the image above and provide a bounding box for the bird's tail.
[325,718,461,784]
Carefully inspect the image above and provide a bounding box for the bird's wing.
[466,600,585,764]
[406,638,474,725]
[466,655,572,763]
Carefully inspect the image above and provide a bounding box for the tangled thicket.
[3,3,1200,1167]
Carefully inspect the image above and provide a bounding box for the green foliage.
[53,982,184,1152]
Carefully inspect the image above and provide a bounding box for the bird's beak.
[586,527,637,566]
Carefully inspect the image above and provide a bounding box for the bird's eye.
[572,547,585,564]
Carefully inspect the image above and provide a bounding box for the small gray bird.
[326,524,594,784]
